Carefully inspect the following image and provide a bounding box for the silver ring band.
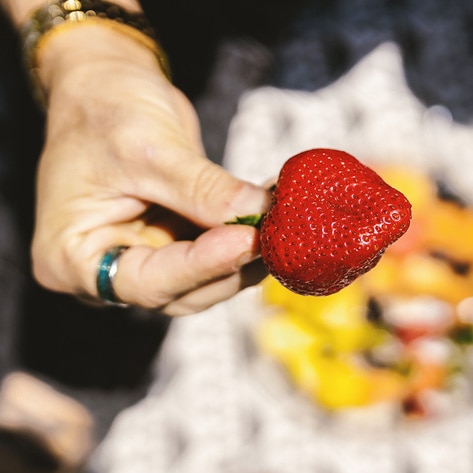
[96,245,130,306]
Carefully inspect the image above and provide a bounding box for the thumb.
[149,155,270,227]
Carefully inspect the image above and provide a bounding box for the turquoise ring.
[96,245,130,306]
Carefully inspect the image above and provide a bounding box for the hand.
[31,24,269,316]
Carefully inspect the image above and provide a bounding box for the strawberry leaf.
[225,214,264,229]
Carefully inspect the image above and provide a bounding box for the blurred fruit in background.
[257,165,473,418]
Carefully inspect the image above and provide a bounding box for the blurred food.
[257,165,473,418]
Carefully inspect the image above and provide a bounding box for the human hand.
[30,24,270,316]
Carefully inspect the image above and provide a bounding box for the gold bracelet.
[20,0,172,107]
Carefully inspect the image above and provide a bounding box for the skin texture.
[0,3,270,316]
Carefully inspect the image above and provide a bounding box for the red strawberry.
[258,148,412,296]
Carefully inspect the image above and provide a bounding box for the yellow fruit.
[311,356,373,409]
[310,355,406,409]
[377,165,435,213]
[285,350,324,395]
[311,283,386,352]
[261,275,329,318]
[262,276,385,352]
[257,312,329,360]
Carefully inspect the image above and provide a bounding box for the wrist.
[4,0,143,27]
[38,23,168,110]
[19,0,171,107]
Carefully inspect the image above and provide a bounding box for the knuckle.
[188,163,245,221]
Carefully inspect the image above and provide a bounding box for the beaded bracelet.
[20,0,171,107]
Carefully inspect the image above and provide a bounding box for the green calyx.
[225,214,264,229]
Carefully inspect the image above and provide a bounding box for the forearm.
[1,0,144,27]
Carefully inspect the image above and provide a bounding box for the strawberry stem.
[225,214,264,229]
